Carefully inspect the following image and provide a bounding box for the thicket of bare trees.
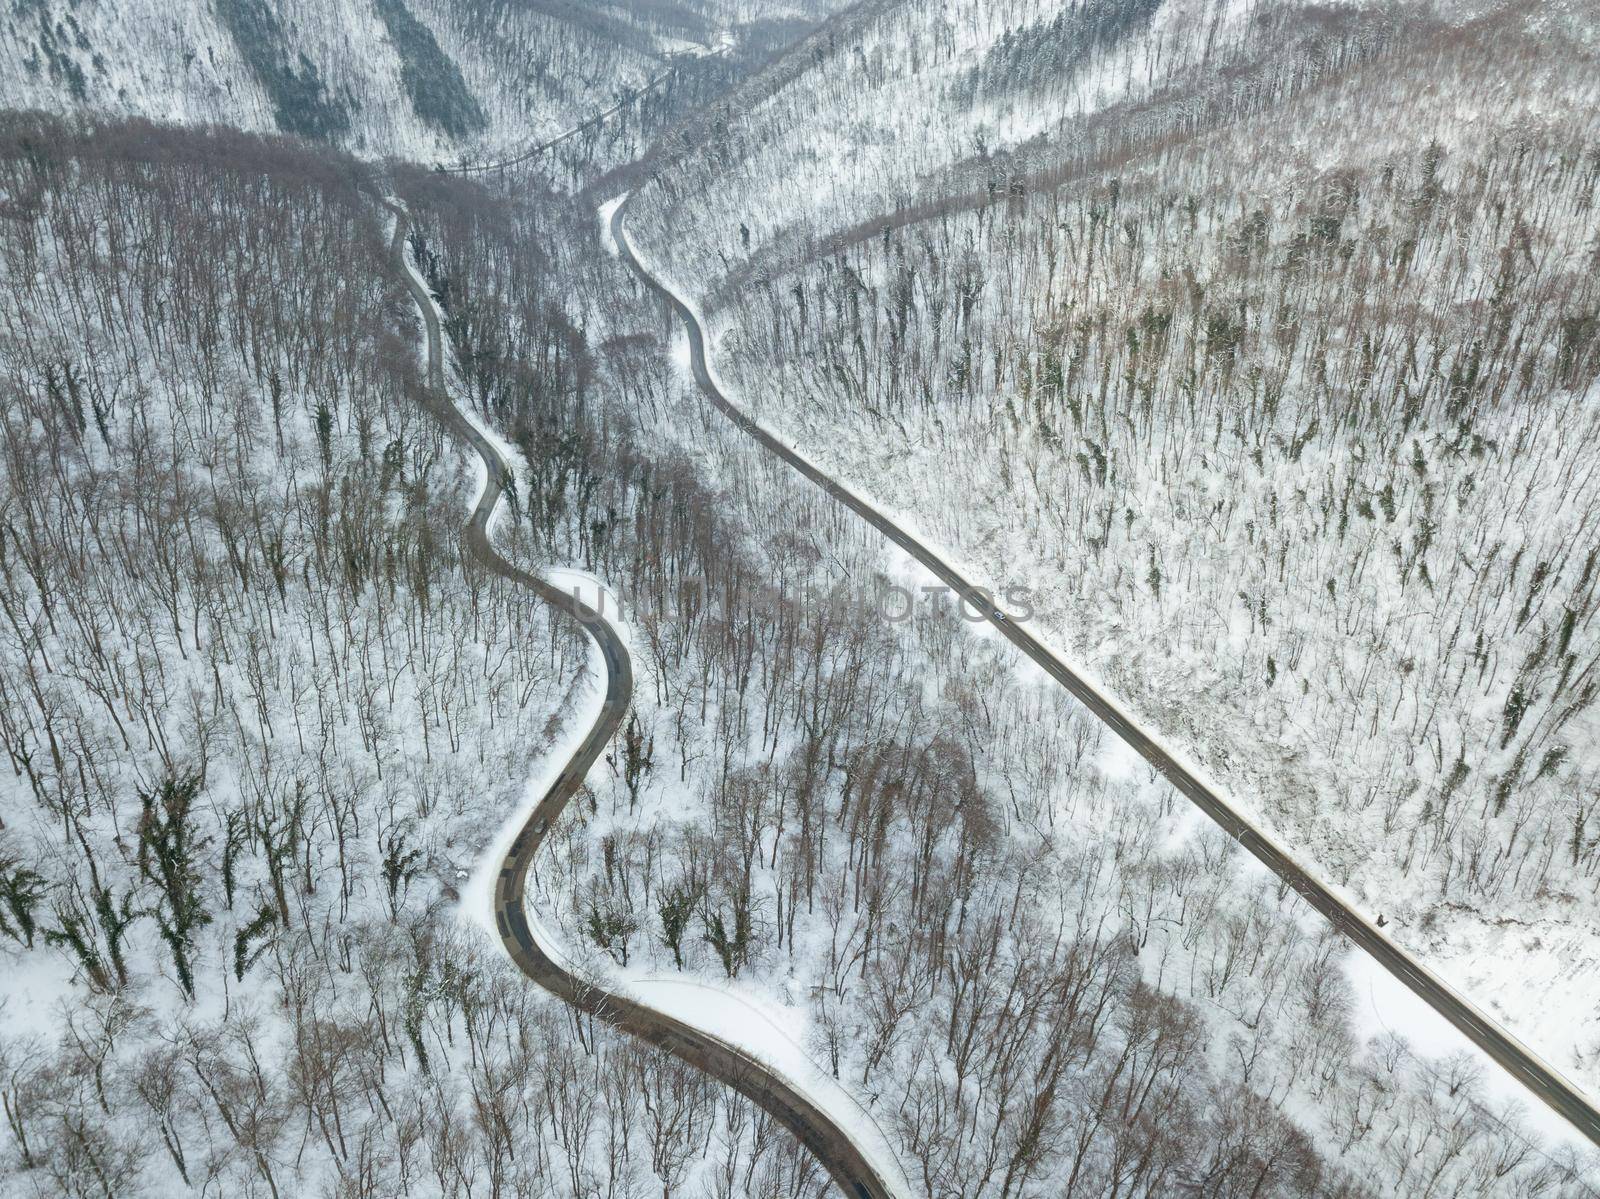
[403,156,1600,1194]
[626,0,1600,1106]
[716,110,1600,899]
[0,115,827,1197]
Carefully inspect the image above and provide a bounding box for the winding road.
[386,205,898,1199]
[608,197,1600,1155]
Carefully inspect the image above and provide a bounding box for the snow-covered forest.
[1,102,1592,1197]
[3,0,1600,1194]
[2,0,845,169]
[0,112,861,1197]
[419,163,1600,1193]
[628,0,1600,1130]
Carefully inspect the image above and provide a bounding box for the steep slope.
[0,0,843,163]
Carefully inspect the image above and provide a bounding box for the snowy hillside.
[1,0,841,163]
[629,0,1600,1142]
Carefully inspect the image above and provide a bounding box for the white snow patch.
[1344,947,1597,1158]
[618,974,917,1199]
[1096,733,1145,784]
[598,193,628,257]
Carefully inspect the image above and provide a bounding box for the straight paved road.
[386,203,898,1199]
[609,196,1600,1155]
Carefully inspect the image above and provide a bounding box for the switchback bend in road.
[608,196,1600,1155]
[385,203,900,1199]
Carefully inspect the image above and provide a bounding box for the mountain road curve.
[384,201,901,1199]
[608,194,1600,1156]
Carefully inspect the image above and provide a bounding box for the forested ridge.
[0,0,848,171]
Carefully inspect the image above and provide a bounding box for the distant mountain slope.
[0,0,845,162]
[632,0,1494,288]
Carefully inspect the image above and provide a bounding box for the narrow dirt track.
[385,203,899,1199]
